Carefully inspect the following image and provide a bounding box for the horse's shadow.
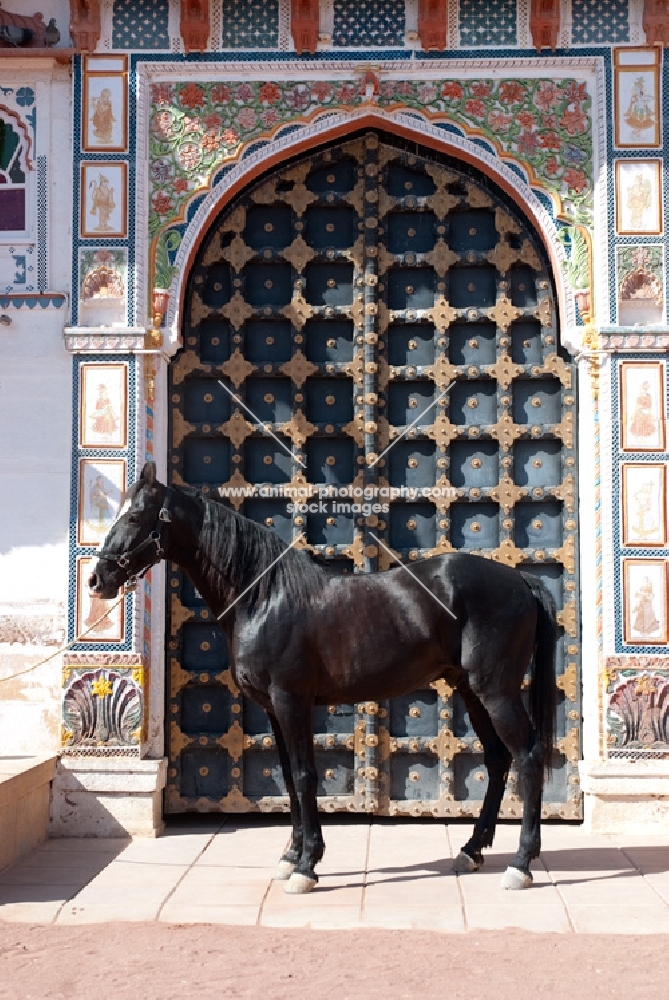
[312,847,669,892]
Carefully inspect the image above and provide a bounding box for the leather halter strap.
[96,488,173,581]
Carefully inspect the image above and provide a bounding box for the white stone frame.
[134,54,607,771]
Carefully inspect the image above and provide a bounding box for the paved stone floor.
[0,816,667,932]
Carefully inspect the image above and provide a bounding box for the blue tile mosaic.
[333,0,404,47]
[220,0,279,49]
[611,357,669,654]
[68,354,138,651]
[111,0,170,51]
[571,0,629,45]
[459,0,517,48]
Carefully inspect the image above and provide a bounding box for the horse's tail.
[520,572,557,766]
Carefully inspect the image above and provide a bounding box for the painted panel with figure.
[614,47,661,149]
[79,362,128,449]
[80,163,127,239]
[621,463,667,548]
[619,362,666,453]
[76,557,125,643]
[615,160,662,236]
[78,458,126,547]
[623,558,668,645]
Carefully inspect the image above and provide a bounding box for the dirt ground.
[0,924,666,999]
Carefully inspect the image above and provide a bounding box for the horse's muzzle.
[87,570,119,600]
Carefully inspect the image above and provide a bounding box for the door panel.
[166,132,581,820]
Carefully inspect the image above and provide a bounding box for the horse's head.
[88,461,171,599]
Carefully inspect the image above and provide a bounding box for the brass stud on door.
[202,703,212,713]
[408,397,418,408]
[406,519,417,530]
[199,766,209,777]
[264,222,274,232]
[325,395,335,405]
[470,522,481,532]
[263,768,272,777]
[408,457,418,468]
[199,640,209,651]
[326,455,336,465]
[264,393,274,403]
[263,455,273,465]
[409,771,420,782]
[265,517,274,527]
[471,458,482,468]
[408,339,417,350]
[203,455,211,464]
[204,393,213,403]
[409,706,421,717]
[326,338,336,348]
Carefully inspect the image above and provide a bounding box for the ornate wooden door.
[166,133,581,820]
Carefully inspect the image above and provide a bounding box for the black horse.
[89,462,557,893]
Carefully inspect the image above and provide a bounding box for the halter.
[96,487,174,585]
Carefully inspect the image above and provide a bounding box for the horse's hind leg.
[268,712,302,880]
[479,693,544,890]
[452,686,512,874]
[270,689,324,894]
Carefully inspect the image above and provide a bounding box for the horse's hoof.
[452,850,482,874]
[284,872,318,895]
[500,866,533,890]
[274,859,296,880]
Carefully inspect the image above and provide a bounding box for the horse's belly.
[316,640,453,703]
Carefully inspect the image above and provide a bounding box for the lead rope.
[0,591,128,685]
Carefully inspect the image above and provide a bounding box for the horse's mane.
[186,488,328,611]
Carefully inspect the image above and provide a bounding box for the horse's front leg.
[270,689,323,894]
[267,712,302,880]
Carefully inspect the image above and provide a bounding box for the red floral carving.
[211,84,231,104]
[152,192,173,215]
[499,82,525,105]
[563,168,587,193]
[178,83,206,109]
[259,82,281,104]
[441,82,463,100]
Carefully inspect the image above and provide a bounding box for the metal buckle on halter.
[158,506,171,523]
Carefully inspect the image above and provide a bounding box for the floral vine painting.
[148,76,593,240]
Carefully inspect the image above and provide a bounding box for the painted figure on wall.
[631,481,657,541]
[632,577,660,635]
[90,382,119,441]
[623,76,656,139]
[83,593,114,633]
[89,474,112,528]
[91,87,115,144]
[626,172,652,231]
[89,173,115,232]
[629,380,657,439]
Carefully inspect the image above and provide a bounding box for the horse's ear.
[141,461,157,485]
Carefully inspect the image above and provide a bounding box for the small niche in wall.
[616,245,665,327]
[79,248,127,327]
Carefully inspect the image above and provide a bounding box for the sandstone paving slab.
[166,876,271,908]
[68,860,189,890]
[0,864,109,887]
[56,896,166,924]
[260,902,363,929]
[158,902,261,925]
[362,903,466,932]
[567,903,669,935]
[465,902,572,933]
[0,899,67,923]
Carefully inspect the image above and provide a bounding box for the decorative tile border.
[604,656,669,758]
[61,653,148,754]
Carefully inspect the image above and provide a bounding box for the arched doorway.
[165,131,581,820]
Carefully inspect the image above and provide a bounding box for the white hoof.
[274,859,296,880]
[284,872,318,895]
[452,850,482,874]
[500,866,533,890]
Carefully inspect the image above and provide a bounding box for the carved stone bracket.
[69,0,101,52]
[643,0,669,46]
[417,0,448,51]
[179,0,210,53]
[290,0,319,54]
[530,0,561,53]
